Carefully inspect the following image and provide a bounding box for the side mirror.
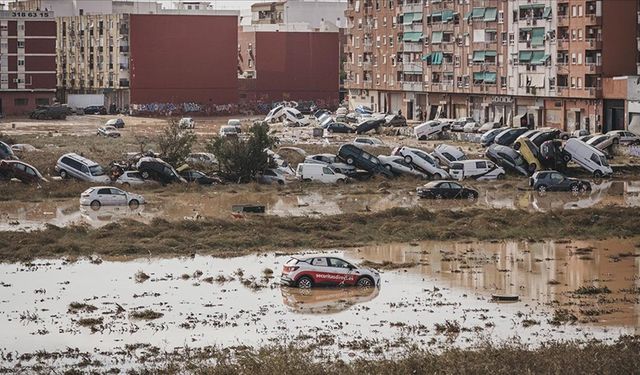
[348,265,356,270]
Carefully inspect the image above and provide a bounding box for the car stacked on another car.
[416,180,478,200]
[280,256,381,288]
[451,117,475,132]
[529,170,591,194]
[432,144,466,168]
[480,127,508,147]
[485,144,529,176]
[392,146,449,179]
[512,136,543,174]
[180,170,220,185]
[56,153,111,183]
[377,155,427,178]
[338,144,394,178]
[494,127,529,146]
[136,157,186,184]
[304,154,356,175]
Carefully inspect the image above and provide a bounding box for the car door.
[96,188,113,205]
[548,172,566,191]
[326,258,357,286]
[449,182,465,198]
[109,188,128,205]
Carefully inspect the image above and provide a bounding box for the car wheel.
[613,138,619,145]
[297,276,313,289]
[562,153,572,163]
[435,193,443,199]
[384,164,392,171]
[513,142,521,150]
[537,184,547,193]
[129,199,140,209]
[356,276,374,288]
[570,184,580,194]
[593,170,603,178]
[404,155,413,164]
[303,178,312,182]
[432,173,443,181]
[466,192,477,201]
[336,178,345,184]
[497,173,505,180]
[141,171,150,179]
[346,157,354,165]
[562,135,569,140]
[277,180,285,186]
[90,200,101,210]
[122,182,130,187]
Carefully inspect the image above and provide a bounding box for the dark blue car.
[337,144,394,178]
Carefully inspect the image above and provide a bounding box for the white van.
[296,163,348,184]
[414,120,448,140]
[449,159,506,181]
[563,138,613,177]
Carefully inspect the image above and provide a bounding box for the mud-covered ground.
[1,115,640,373]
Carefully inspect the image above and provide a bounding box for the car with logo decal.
[280,256,381,289]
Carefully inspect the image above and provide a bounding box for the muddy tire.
[404,155,413,164]
[467,192,477,201]
[528,163,537,174]
[59,169,68,179]
[570,184,580,194]
[122,182,130,187]
[129,199,139,209]
[593,170,603,178]
[141,171,150,179]
[277,180,285,185]
[356,276,374,288]
[432,173,443,181]
[497,173,505,180]
[336,178,345,184]
[303,178,312,182]
[435,193,443,200]
[90,200,101,210]
[346,157,354,165]
[562,153,572,163]
[384,164,392,171]
[537,185,547,193]
[418,135,427,141]
[297,276,313,289]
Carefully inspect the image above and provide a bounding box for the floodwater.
[1,180,640,231]
[0,238,638,370]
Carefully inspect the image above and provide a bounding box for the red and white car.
[280,255,381,288]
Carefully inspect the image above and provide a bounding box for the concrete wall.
[128,14,239,106]
[285,0,347,29]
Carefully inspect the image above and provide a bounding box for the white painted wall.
[284,0,347,29]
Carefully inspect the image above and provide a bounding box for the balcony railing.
[402,81,424,91]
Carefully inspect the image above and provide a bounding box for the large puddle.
[1,180,640,231]
[1,238,638,369]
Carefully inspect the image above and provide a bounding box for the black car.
[84,105,108,115]
[135,157,186,184]
[0,141,17,160]
[493,127,529,146]
[384,114,407,127]
[539,140,571,170]
[355,118,385,134]
[324,122,356,133]
[530,129,560,147]
[529,170,591,193]
[416,181,478,200]
[485,144,529,176]
[179,170,219,185]
[480,127,508,147]
[29,106,67,120]
[337,144,394,178]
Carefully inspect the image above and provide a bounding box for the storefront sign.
[492,96,513,104]
[0,11,53,19]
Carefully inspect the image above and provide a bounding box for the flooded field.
[1,180,639,231]
[1,238,638,370]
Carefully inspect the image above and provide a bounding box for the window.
[110,188,125,195]
[17,41,24,49]
[550,173,564,183]
[322,167,334,175]
[97,188,111,195]
[17,59,25,66]
[89,165,105,176]
[14,98,28,106]
[328,258,352,268]
[476,161,487,169]
[311,257,328,266]
[36,98,49,106]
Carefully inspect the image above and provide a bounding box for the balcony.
[401,42,423,52]
[402,81,424,91]
[557,15,569,26]
[585,63,602,74]
[401,62,423,73]
[586,38,602,50]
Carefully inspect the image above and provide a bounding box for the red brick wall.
[247,31,339,104]
[602,0,639,77]
[25,21,56,36]
[24,38,55,54]
[0,92,55,116]
[129,14,239,105]
[25,56,55,71]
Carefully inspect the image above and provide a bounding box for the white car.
[80,186,145,209]
[606,130,640,145]
[392,146,450,179]
[353,136,384,147]
[304,154,356,175]
[414,120,448,140]
[378,155,427,178]
[116,170,149,186]
[586,134,617,151]
[283,107,310,127]
[432,144,467,168]
[478,121,501,133]
[186,152,218,166]
[10,144,38,154]
[563,138,613,178]
[219,125,238,137]
[280,255,381,288]
[179,117,195,129]
[296,163,349,184]
[449,159,506,181]
[451,117,475,132]
[463,122,482,133]
[97,126,121,137]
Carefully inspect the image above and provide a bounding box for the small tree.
[208,121,277,183]
[157,119,196,166]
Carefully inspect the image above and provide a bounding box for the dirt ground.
[1,114,640,373]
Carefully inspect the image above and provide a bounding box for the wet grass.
[360,260,418,270]
[129,309,163,320]
[125,336,640,375]
[573,286,612,295]
[1,207,640,262]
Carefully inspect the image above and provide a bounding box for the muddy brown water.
[1,180,639,231]
[0,238,638,370]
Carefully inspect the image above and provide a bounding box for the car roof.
[61,153,99,166]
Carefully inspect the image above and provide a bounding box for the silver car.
[377,155,427,178]
[304,153,357,175]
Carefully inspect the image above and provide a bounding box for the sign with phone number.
[0,11,53,19]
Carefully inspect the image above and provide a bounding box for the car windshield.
[599,155,609,166]
[295,113,304,119]
[89,165,105,176]
[450,163,463,170]
[393,158,412,168]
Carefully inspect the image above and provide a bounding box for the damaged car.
[136,157,186,184]
[97,125,121,137]
[449,159,506,181]
[485,144,529,176]
[355,118,385,134]
[392,146,449,179]
[304,154,356,175]
[338,144,394,178]
[80,186,145,209]
[280,256,381,288]
[432,144,466,168]
[0,160,47,184]
[416,180,479,200]
[529,170,591,194]
[378,155,427,178]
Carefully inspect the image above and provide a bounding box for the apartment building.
[345,0,640,133]
[0,9,56,116]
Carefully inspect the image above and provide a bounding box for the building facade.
[56,13,238,111]
[0,9,56,116]
[344,0,640,133]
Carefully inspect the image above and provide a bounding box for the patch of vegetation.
[68,302,98,314]
[360,260,418,270]
[77,317,103,327]
[573,286,612,295]
[157,119,197,166]
[129,309,163,320]
[548,309,578,326]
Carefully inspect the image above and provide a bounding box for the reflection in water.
[281,286,380,314]
[349,239,640,328]
[1,181,640,230]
